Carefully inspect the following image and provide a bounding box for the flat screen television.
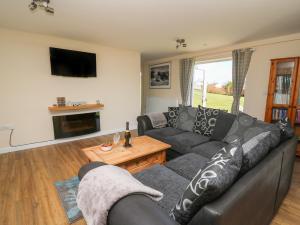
[50,47,97,77]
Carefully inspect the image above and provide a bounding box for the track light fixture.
[29,0,54,14]
[176,39,187,49]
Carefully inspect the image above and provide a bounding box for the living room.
[0,1,300,225]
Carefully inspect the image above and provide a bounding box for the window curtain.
[180,58,195,106]
[231,48,253,114]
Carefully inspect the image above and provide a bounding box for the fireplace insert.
[53,112,100,139]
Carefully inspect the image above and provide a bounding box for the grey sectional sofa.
[137,111,235,160]
[78,111,297,225]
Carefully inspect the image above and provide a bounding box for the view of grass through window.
[192,59,244,112]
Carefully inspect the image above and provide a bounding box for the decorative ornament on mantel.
[29,0,54,14]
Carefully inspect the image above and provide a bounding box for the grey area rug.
[54,176,82,224]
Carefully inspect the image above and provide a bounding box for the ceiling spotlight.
[28,0,54,14]
[176,39,187,49]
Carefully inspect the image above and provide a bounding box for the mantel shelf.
[48,104,104,112]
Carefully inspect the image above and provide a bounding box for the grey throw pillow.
[193,106,220,136]
[176,106,197,132]
[167,107,179,128]
[170,140,243,225]
[240,131,272,175]
[223,112,280,148]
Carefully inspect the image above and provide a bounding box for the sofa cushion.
[211,111,236,141]
[193,106,220,136]
[134,165,190,213]
[176,106,197,132]
[190,141,227,159]
[223,112,280,147]
[165,153,209,180]
[164,132,210,154]
[256,121,281,148]
[170,141,243,225]
[223,112,257,144]
[240,131,272,175]
[167,107,180,128]
[145,127,185,142]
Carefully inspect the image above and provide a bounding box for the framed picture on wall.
[149,62,171,89]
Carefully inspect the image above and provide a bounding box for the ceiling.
[0,0,300,61]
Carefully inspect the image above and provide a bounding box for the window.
[192,59,244,112]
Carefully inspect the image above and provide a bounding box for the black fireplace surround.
[53,112,100,139]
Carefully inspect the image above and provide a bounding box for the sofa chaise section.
[134,165,190,213]
[78,137,296,225]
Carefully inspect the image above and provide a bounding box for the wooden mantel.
[48,103,104,112]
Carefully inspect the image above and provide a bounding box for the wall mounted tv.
[50,47,97,77]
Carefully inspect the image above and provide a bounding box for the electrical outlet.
[0,124,15,131]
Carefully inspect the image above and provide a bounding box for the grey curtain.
[180,58,195,106]
[231,48,253,114]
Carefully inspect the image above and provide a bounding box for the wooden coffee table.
[81,136,171,173]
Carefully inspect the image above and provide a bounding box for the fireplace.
[52,112,100,139]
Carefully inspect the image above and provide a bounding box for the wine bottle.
[124,121,132,148]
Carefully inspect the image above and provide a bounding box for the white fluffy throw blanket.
[76,165,163,225]
[147,112,167,128]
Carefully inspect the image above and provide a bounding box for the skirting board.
[0,126,137,154]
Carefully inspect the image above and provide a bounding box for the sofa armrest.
[78,161,106,180]
[108,194,179,225]
[137,112,169,136]
[137,115,153,136]
[79,162,178,225]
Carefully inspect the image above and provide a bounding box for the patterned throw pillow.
[240,131,271,175]
[176,106,197,132]
[170,140,243,225]
[193,106,220,136]
[276,117,294,142]
[167,107,180,128]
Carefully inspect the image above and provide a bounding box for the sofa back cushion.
[170,140,242,225]
[193,106,220,136]
[240,131,272,175]
[255,121,280,148]
[223,112,257,143]
[223,112,280,148]
[176,106,198,132]
[211,111,236,141]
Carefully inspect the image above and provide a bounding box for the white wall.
[142,33,300,119]
[0,28,141,149]
[244,41,300,119]
[142,60,181,113]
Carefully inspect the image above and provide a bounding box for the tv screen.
[50,47,97,77]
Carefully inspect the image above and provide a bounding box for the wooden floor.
[0,133,300,225]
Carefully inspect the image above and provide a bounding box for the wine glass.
[113,133,121,145]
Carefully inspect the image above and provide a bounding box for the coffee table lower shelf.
[118,151,166,173]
